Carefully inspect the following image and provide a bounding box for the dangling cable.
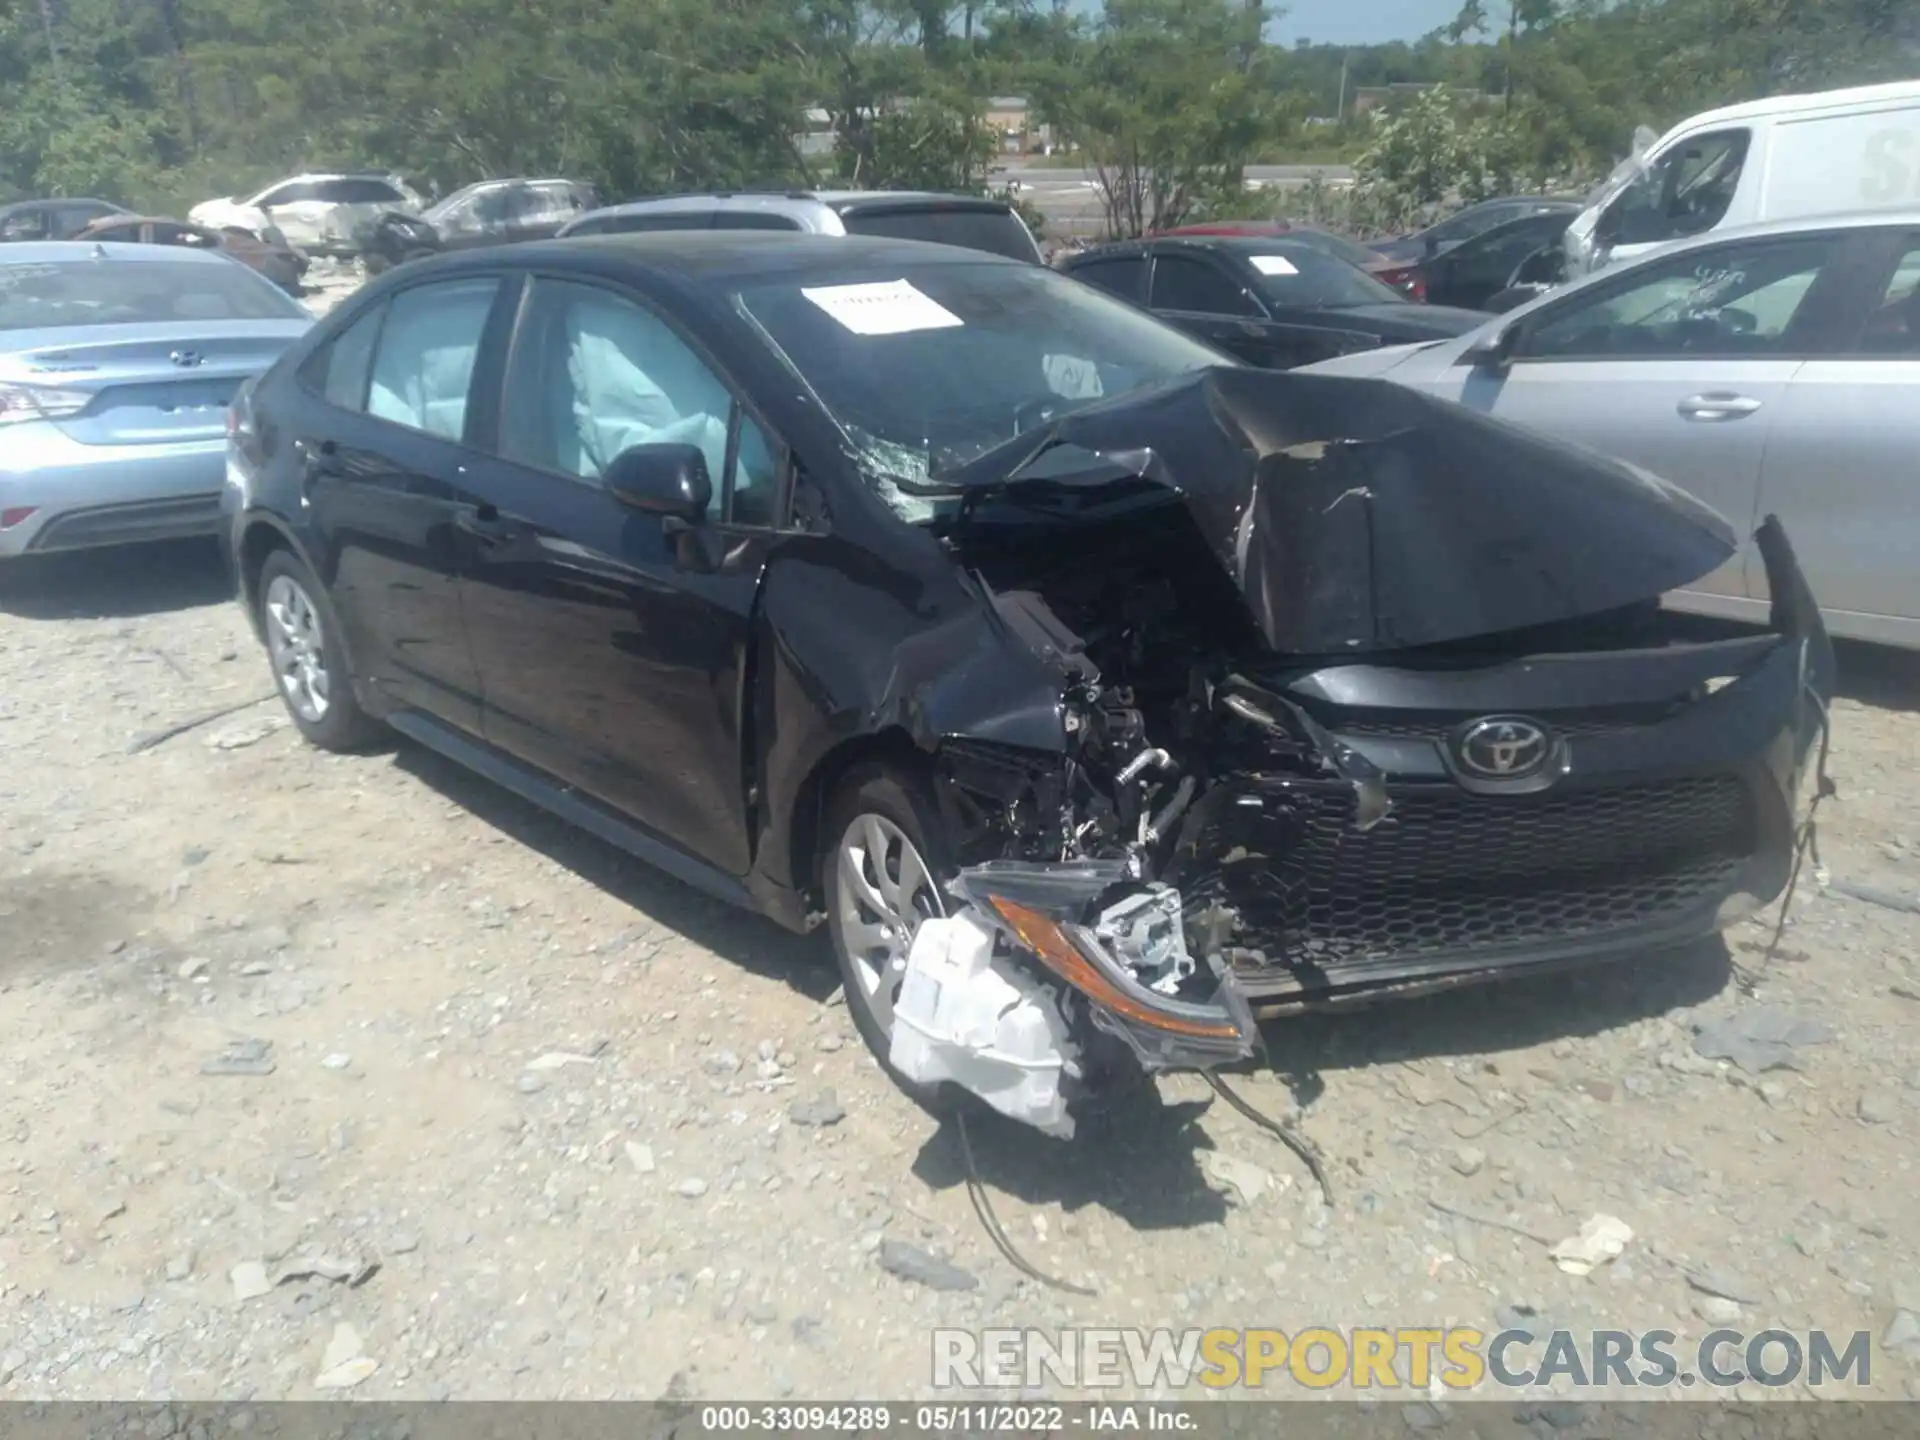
[954,1109,1098,1296]
[1738,693,1836,995]
[1203,1071,1334,1210]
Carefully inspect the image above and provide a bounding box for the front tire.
[821,764,958,1108]
[256,548,381,753]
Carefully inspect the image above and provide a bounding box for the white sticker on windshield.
[801,279,964,336]
[1044,353,1104,400]
[1250,255,1299,276]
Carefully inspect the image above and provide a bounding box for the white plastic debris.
[1202,1151,1287,1206]
[889,912,1077,1139]
[1549,1213,1634,1276]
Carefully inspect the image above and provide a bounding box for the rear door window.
[0,208,52,240]
[1851,236,1920,354]
[1067,254,1149,304]
[318,179,409,206]
[366,278,501,440]
[710,213,806,231]
[571,212,715,236]
[256,182,318,208]
[839,205,1040,262]
[55,203,118,237]
[302,303,387,411]
[1150,253,1259,316]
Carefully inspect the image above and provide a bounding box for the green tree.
[1043,0,1292,237]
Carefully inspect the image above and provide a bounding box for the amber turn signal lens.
[984,896,1243,1040]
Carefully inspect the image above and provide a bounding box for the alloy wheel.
[833,812,944,1034]
[263,573,331,723]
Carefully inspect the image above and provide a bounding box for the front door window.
[1604,129,1751,249]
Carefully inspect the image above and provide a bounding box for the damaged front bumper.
[1192,516,1836,1015]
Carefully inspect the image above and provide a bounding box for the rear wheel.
[256,548,381,752]
[821,764,956,1107]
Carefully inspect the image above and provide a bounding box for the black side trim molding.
[387,711,755,911]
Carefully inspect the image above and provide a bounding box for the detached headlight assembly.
[951,861,1259,1070]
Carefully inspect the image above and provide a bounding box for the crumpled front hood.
[941,367,1737,656]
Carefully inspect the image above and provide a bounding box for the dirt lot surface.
[1,541,1917,1404]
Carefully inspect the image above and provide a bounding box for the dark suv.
[558,190,1043,264]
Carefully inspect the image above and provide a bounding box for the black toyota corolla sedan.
[1059,235,1489,370]
[222,233,1833,1119]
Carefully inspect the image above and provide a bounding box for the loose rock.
[878,1239,978,1292]
[789,1091,847,1128]
[1202,1151,1280,1205]
[1858,1091,1899,1124]
[202,1038,275,1077]
[230,1261,271,1302]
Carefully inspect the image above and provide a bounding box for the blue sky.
[1271,0,1464,46]
[1066,1,1467,48]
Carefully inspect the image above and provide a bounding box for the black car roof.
[407,230,1027,285]
[1064,234,1324,261]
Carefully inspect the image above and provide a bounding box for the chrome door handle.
[1678,393,1763,421]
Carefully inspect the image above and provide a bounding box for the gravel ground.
[0,540,1917,1404]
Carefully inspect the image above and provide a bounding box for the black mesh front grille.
[1188,776,1757,973]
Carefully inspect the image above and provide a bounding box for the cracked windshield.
[0,0,1916,1428]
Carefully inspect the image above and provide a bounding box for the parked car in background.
[222,232,1832,1116]
[191,173,426,256]
[1369,196,1579,269]
[1156,220,1403,278]
[1301,210,1920,649]
[0,243,311,561]
[559,191,1043,263]
[355,178,602,273]
[1060,234,1487,369]
[426,178,600,250]
[1564,78,1920,280]
[74,214,308,294]
[1372,205,1579,309]
[1,198,131,242]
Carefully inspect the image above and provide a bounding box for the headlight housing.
[951,861,1259,1071]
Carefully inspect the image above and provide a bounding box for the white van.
[1563,79,1920,278]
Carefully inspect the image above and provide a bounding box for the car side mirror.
[1422,235,1439,260]
[1464,322,1521,373]
[604,443,712,526]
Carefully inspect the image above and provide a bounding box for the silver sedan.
[1301,209,1920,649]
[1,242,311,561]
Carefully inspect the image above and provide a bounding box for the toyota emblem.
[1456,716,1552,779]
[169,349,203,368]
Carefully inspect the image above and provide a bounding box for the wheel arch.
[239,516,365,686]
[237,513,308,621]
[785,726,930,906]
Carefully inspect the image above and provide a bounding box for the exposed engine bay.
[882,370,1834,1140]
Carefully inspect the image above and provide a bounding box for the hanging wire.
[954,1108,1098,1297]
[1737,692,1835,995]
[1203,1071,1333,1209]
